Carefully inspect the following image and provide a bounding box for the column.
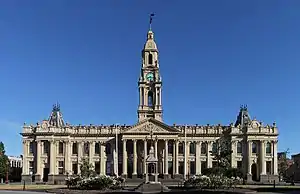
[186,141,190,175]
[260,140,266,175]
[133,140,137,176]
[36,140,42,177]
[77,141,83,174]
[64,141,71,175]
[154,140,158,159]
[22,140,28,175]
[122,139,127,176]
[89,142,94,164]
[207,141,212,168]
[100,141,106,175]
[164,140,168,175]
[273,140,278,175]
[195,141,201,175]
[144,139,147,175]
[248,141,252,174]
[231,141,237,168]
[175,140,179,174]
[173,141,176,175]
[139,87,142,106]
[49,140,56,175]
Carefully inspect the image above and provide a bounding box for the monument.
[134,130,170,193]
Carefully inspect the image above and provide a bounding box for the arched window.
[95,143,100,154]
[58,142,64,154]
[237,142,242,154]
[29,142,34,154]
[72,142,77,155]
[179,143,184,154]
[105,143,111,155]
[266,142,271,154]
[148,53,153,64]
[190,142,196,154]
[148,91,154,107]
[252,142,257,154]
[201,143,207,154]
[212,142,218,154]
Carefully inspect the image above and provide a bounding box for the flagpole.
[184,125,187,180]
[149,13,155,31]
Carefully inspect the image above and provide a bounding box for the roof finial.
[149,13,155,31]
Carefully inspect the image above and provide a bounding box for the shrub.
[184,174,243,190]
[66,175,125,190]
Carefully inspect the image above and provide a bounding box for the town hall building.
[21,26,279,184]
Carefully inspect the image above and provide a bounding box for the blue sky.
[0,1,300,156]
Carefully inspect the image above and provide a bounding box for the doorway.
[43,168,49,182]
[251,163,258,181]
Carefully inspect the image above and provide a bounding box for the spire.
[234,105,251,127]
[48,103,65,127]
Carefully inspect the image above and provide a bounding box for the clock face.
[146,72,154,81]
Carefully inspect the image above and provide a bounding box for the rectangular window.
[95,162,100,174]
[266,161,272,174]
[237,161,242,169]
[201,161,207,170]
[179,161,184,174]
[72,163,78,175]
[58,161,64,175]
[168,143,173,154]
[168,161,173,174]
[190,161,196,175]
[29,161,34,174]
[212,161,218,168]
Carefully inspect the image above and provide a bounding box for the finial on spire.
[149,13,155,30]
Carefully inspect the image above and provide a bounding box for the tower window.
[148,91,154,107]
[148,53,153,65]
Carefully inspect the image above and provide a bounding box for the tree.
[209,135,233,175]
[0,142,9,179]
[79,157,96,178]
[278,149,290,181]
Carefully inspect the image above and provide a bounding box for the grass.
[0,184,66,190]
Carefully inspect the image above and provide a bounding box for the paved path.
[0,191,46,194]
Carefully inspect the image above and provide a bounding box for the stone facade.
[20,28,279,184]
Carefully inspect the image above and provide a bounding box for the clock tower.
[137,29,163,122]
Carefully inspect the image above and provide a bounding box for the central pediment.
[123,118,180,134]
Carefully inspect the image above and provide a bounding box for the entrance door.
[43,168,49,182]
[251,163,258,181]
